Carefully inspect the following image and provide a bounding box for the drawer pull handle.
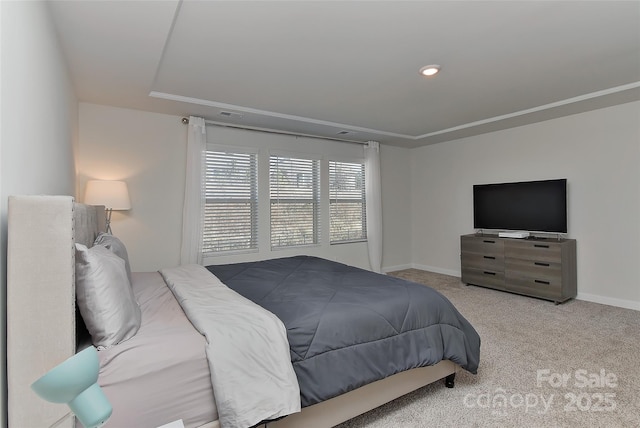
[535,280,550,285]
[483,271,496,276]
[483,240,496,244]
[534,244,550,248]
[534,262,550,267]
[484,256,496,260]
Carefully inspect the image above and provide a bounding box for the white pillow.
[94,232,132,283]
[75,243,141,349]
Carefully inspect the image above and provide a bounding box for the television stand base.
[461,234,577,303]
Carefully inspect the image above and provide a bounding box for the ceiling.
[49,1,640,148]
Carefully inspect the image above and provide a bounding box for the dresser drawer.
[505,239,562,263]
[462,252,504,271]
[461,267,505,289]
[461,236,504,256]
[506,277,563,301]
[505,258,562,281]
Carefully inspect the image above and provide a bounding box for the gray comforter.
[207,256,480,407]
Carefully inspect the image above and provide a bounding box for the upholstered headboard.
[7,195,106,428]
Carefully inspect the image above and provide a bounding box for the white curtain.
[365,141,383,273]
[180,116,207,265]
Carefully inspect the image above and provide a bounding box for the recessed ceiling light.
[419,65,441,77]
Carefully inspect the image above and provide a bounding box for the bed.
[7,195,480,428]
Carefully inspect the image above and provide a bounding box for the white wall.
[77,103,187,272]
[79,100,640,311]
[380,144,412,271]
[1,1,78,425]
[77,104,414,273]
[410,101,640,309]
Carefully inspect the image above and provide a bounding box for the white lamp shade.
[84,181,131,210]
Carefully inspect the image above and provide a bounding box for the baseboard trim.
[576,293,640,311]
[382,264,412,273]
[382,263,460,277]
[410,264,460,278]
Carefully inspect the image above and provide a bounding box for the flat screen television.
[473,179,567,233]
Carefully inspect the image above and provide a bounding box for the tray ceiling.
[50,1,640,147]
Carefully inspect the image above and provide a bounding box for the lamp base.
[105,208,113,234]
[68,383,112,428]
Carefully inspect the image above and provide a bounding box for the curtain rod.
[181,117,367,145]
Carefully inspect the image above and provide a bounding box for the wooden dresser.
[460,234,577,304]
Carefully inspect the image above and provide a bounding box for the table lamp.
[84,180,131,234]
[31,346,112,428]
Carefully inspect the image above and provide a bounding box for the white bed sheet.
[160,265,300,428]
[92,272,217,428]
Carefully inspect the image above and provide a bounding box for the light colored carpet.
[335,269,640,428]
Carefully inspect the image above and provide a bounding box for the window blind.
[329,161,367,243]
[270,156,320,248]
[203,150,258,253]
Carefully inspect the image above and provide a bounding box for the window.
[329,161,366,243]
[270,156,320,248]
[203,149,258,254]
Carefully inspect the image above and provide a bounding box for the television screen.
[473,179,567,233]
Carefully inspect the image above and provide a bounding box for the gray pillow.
[94,233,132,283]
[75,243,141,349]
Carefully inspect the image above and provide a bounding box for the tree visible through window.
[329,161,367,243]
[270,156,320,248]
[203,150,258,253]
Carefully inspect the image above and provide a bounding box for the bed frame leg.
[444,373,455,388]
